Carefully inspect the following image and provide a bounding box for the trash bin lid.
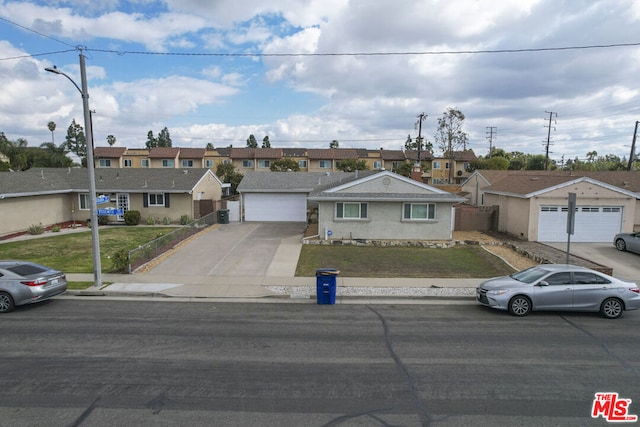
[316,268,339,276]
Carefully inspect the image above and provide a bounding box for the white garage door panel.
[538,206,622,242]
[244,193,307,222]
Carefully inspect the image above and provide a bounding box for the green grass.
[296,245,514,278]
[0,227,175,273]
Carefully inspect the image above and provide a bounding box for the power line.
[0,16,75,48]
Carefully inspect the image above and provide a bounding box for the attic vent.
[67,167,71,174]
[171,180,175,188]
[530,177,540,181]
[143,180,147,188]
[41,170,45,179]
[183,169,188,174]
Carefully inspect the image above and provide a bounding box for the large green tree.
[246,134,258,148]
[435,108,468,181]
[157,127,172,147]
[65,119,87,166]
[106,135,116,146]
[270,158,300,171]
[146,130,157,149]
[215,163,244,194]
[336,158,368,172]
[262,136,271,148]
[47,121,56,144]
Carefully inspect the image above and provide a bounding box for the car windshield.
[510,267,550,284]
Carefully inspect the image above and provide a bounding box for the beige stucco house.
[0,168,225,238]
[461,170,640,242]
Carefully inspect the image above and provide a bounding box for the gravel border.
[266,285,476,299]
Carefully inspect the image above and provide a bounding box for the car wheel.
[0,292,15,313]
[615,239,627,251]
[508,295,531,316]
[600,298,623,319]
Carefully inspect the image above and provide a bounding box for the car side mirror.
[536,281,549,287]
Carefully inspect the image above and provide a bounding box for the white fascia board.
[325,170,449,194]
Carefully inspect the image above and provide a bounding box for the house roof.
[472,170,640,196]
[148,147,180,159]
[380,149,407,161]
[0,168,220,198]
[309,170,465,203]
[307,148,359,160]
[94,146,126,158]
[237,171,359,193]
[230,148,284,159]
[178,148,205,159]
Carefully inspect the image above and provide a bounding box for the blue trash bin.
[316,268,338,304]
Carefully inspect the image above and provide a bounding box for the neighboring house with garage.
[0,168,226,238]
[461,170,640,242]
[238,170,465,241]
[237,171,356,222]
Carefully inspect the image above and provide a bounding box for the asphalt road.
[1,299,640,426]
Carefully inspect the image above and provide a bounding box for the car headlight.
[487,289,509,296]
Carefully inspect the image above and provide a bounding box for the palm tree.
[47,121,56,144]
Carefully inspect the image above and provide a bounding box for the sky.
[1,0,640,164]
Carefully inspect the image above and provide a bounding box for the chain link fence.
[128,211,218,273]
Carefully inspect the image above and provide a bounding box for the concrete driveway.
[545,242,640,281]
[143,222,307,278]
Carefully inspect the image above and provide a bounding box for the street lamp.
[45,49,102,288]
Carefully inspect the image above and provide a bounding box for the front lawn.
[0,227,175,273]
[296,244,514,278]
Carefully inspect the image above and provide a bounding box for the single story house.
[238,170,465,240]
[461,170,640,242]
[0,168,226,238]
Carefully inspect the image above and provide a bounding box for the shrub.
[146,216,156,225]
[124,210,141,226]
[111,249,129,272]
[162,217,172,225]
[51,225,61,232]
[180,214,190,225]
[28,223,44,235]
[98,215,109,225]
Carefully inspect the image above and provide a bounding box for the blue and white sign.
[96,195,110,204]
[97,208,124,216]
[327,230,332,236]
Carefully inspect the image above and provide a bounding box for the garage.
[243,192,307,222]
[538,206,623,242]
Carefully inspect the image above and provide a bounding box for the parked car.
[0,261,67,313]
[476,264,640,319]
[614,232,640,254]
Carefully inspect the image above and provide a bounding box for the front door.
[117,193,129,221]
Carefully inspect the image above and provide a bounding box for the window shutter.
[403,203,410,219]
[164,193,170,208]
[143,193,148,208]
[336,202,343,218]
[428,204,436,219]
[360,203,367,218]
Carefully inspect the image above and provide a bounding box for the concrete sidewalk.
[66,273,481,299]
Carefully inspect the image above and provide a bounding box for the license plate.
[51,279,58,285]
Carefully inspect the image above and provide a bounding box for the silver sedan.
[614,232,640,254]
[0,261,68,313]
[476,264,640,319]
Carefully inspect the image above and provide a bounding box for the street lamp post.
[45,49,102,288]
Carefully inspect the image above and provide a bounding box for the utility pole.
[415,113,427,163]
[544,111,557,170]
[486,126,497,157]
[628,121,639,171]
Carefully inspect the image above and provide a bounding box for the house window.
[182,160,194,168]
[141,159,150,168]
[148,193,165,206]
[205,159,213,168]
[319,160,331,169]
[403,203,436,220]
[433,161,441,169]
[373,161,382,169]
[123,159,132,168]
[223,159,231,164]
[445,162,450,169]
[98,159,111,167]
[258,160,270,168]
[298,160,307,168]
[242,160,254,168]
[336,202,368,219]
[162,159,174,168]
[78,193,89,210]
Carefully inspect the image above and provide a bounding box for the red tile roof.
[93,146,126,158]
[148,147,180,158]
[178,148,205,159]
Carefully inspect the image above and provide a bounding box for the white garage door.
[538,206,622,242]
[244,193,307,222]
